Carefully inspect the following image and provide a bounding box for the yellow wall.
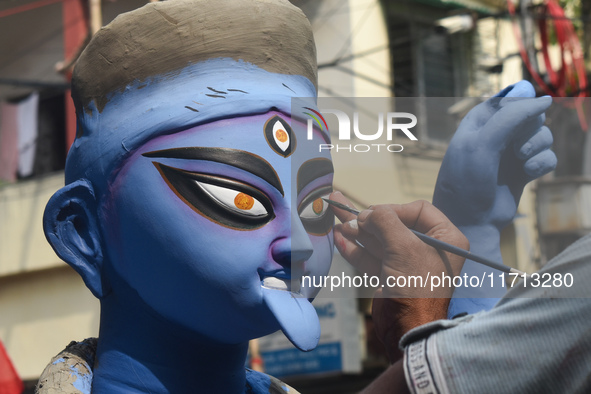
[0,173,100,380]
[0,173,64,275]
[0,267,99,380]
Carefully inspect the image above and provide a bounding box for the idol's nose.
[271,210,314,269]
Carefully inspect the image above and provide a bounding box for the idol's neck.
[91,292,249,394]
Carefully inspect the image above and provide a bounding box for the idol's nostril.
[271,240,290,267]
[271,240,313,268]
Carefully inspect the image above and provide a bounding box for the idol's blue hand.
[433,80,557,317]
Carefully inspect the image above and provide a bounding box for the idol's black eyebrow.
[143,147,284,196]
[297,158,334,195]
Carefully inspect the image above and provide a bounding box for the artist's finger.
[333,224,359,256]
[338,218,385,260]
[356,206,442,286]
[486,96,552,148]
[385,201,466,245]
[515,125,553,160]
[523,149,557,180]
[355,202,446,237]
[328,191,359,223]
[356,206,424,257]
[357,201,469,267]
[357,205,467,296]
[333,224,381,276]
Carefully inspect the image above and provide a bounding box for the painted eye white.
[272,120,290,152]
[196,181,268,217]
[300,195,329,219]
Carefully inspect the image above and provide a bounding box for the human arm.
[395,237,591,394]
[360,359,410,394]
[330,193,467,362]
[433,81,557,316]
[352,210,591,394]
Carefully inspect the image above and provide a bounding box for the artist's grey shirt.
[401,233,591,394]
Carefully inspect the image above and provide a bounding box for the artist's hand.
[433,81,556,229]
[330,192,467,361]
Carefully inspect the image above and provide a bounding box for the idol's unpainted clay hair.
[72,0,317,113]
[66,0,319,192]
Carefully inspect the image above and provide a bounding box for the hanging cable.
[507,0,588,130]
[538,0,587,98]
[508,0,554,94]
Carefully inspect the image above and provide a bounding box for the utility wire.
[318,33,416,69]
[319,44,389,68]
[331,0,380,64]
[334,64,394,93]
[318,0,349,21]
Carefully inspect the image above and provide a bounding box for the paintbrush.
[323,198,526,276]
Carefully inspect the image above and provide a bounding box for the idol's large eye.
[197,182,268,217]
[154,163,275,230]
[299,195,329,219]
[298,186,334,236]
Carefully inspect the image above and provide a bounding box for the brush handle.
[323,198,525,275]
[409,229,518,274]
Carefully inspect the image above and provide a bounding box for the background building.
[0,0,589,392]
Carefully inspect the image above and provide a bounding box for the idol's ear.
[43,179,108,299]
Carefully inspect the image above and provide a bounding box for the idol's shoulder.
[245,368,301,394]
[36,338,301,394]
[36,338,96,394]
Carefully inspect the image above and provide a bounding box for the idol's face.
[100,111,333,344]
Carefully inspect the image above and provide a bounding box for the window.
[385,3,474,144]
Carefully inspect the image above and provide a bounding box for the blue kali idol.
[40,1,332,392]
[38,0,557,392]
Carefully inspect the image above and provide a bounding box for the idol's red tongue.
[262,287,320,351]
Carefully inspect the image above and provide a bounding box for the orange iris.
[275,129,288,143]
[234,193,255,210]
[312,198,324,215]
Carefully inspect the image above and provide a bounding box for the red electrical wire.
[539,0,587,97]
[507,0,553,93]
[507,0,588,131]
[539,3,565,93]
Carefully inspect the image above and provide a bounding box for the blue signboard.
[262,342,342,377]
